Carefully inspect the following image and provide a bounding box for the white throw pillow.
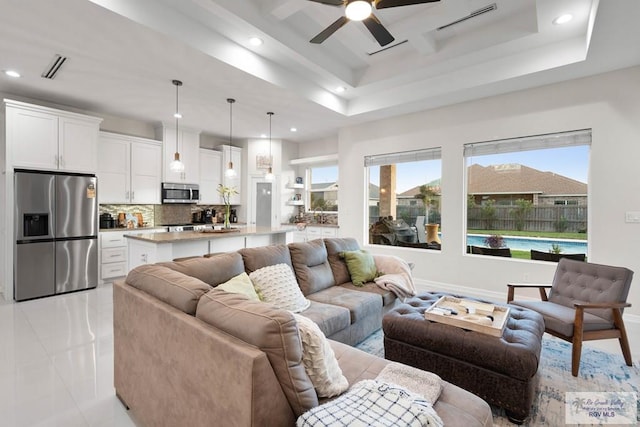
[294,313,349,398]
[249,264,310,313]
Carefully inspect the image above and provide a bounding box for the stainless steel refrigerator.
[14,169,98,301]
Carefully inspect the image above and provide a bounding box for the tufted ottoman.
[383,292,545,424]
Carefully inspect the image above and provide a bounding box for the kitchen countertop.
[125,226,292,244]
[281,223,339,228]
[99,226,167,233]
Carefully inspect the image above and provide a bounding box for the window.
[465,129,590,260]
[307,165,338,212]
[365,148,442,250]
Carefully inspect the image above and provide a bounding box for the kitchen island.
[125,226,294,270]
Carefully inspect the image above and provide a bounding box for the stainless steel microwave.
[161,182,199,204]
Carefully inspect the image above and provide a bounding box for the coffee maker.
[204,209,216,223]
[230,209,237,223]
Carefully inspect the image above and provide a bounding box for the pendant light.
[169,79,185,173]
[264,112,275,181]
[225,98,237,178]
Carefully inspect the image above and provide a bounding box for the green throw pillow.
[217,272,260,301]
[340,249,377,286]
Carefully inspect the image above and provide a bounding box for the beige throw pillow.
[249,263,310,313]
[216,272,260,301]
[294,314,348,398]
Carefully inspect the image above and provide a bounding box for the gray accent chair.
[507,258,633,376]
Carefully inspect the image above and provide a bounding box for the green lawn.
[467,229,586,240]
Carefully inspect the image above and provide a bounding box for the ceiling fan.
[309,0,440,46]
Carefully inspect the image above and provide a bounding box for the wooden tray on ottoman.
[424,295,510,337]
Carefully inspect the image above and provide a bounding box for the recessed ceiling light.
[290,127,297,132]
[4,70,21,78]
[335,86,346,93]
[553,14,573,25]
[173,112,182,119]
[249,37,263,46]
[260,133,267,138]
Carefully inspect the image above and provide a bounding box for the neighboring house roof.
[398,179,442,198]
[369,183,380,199]
[467,164,587,196]
[394,164,586,199]
[310,182,338,191]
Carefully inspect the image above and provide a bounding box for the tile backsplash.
[99,204,232,227]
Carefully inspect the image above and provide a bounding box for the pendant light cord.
[172,79,183,156]
[227,98,235,169]
[268,112,274,168]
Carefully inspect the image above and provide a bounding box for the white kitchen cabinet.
[6,99,101,173]
[217,144,242,205]
[158,125,200,183]
[98,132,162,204]
[198,148,222,204]
[99,231,128,283]
[293,226,338,242]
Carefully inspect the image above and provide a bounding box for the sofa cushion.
[340,282,396,307]
[240,244,293,274]
[250,264,311,313]
[289,240,336,295]
[299,301,351,338]
[217,272,260,301]
[126,264,211,315]
[293,313,349,398]
[158,252,245,287]
[307,286,382,324]
[324,238,361,285]
[340,249,378,286]
[195,288,318,416]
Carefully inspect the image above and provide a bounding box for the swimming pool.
[466,234,587,254]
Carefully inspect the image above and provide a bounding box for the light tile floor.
[0,284,137,427]
[0,284,637,426]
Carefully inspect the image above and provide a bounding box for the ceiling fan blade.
[362,14,395,46]
[307,0,344,6]
[310,16,350,44]
[375,0,440,10]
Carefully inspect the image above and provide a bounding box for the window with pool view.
[465,129,591,261]
[366,148,442,250]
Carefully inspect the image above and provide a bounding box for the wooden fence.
[467,205,587,233]
[369,205,587,233]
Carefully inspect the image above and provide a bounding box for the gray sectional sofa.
[113,237,493,427]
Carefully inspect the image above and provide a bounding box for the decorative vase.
[224,204,231,229]
[425,223,441,244]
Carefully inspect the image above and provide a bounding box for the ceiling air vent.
[437,3,497,31]
[41,54,68,79]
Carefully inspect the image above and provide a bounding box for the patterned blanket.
[296,379,443,427]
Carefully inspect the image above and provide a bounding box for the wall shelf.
[287,183,304,189]
[287,200,304,206]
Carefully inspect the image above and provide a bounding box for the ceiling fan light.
[345,1,372,21]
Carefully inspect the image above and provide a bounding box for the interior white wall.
[338,66,640,323]
[298,136,338,158]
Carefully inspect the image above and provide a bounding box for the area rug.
[355,330,640,426]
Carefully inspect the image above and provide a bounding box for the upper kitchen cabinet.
[5,99,102,173]
[98,132,162,204]
[198,148,222,204]
[216,144,242,205]
[157,125,200,184]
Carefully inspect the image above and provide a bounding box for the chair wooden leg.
[507,286,514,303]
[612,308,633,366]
[572,307,585,377]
